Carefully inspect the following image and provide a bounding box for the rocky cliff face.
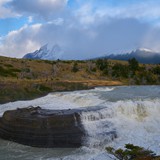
[0,107,85,148]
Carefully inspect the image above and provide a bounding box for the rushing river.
[0,86,160,160]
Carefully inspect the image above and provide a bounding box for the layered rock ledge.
[0,106,85,148]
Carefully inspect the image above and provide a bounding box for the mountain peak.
[40,44,48,51]
[23,44,63,60]
[98,48,160,64]
[137,48,153,52]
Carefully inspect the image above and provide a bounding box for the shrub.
[152,66,160,75]
[106,144,159,160]
[37,85,52,92]
[21,68,30,73]
[4,64,13,68]
[96,59,108,71]
[72,62,79,72]
[128,58,139,72]
[112,63,129,78]
[0,66,18,77]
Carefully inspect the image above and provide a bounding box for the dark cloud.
[62,18,150,59]
[9,0,67,19]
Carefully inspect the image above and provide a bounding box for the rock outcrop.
[0,106,85,148]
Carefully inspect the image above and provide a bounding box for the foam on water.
[0,91,104,116]
[94,87,115,92]
[0,86,160,160]
[80,99,160,154]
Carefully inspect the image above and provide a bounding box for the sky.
[1,0,160,59]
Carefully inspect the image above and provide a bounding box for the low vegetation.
[0,56,159,103]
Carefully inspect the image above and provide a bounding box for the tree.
[96,59,108,71]
[112,63,129,78]
[152,66,160,75]
[128,58,139,72]
[96,59,108,75]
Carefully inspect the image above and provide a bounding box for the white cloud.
[1,0,160,59]
[73,1,160,26]
[28,16,33,23]
[0,0,18,18]
[0,16,151,59]
[142,27,160,52]
[47,18,64,25]
[0,24,42,57]
[75,4,95,25]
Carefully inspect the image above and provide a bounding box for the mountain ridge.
[23,44,63,60]
[100,48,160,64]
[23,45,160,64]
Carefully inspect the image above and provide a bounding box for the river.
[0,86,160,160]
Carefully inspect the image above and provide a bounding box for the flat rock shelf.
[0,106,85,148]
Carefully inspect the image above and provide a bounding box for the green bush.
[4,64,13,68]
[37,85,52,92]
[152,66,160,75]
[21,68,31,73]
[112,63,129,78]
[96,59,108,71]
[128,58,139,72]
[0,66,18,77]
[106,144,159,160]
[72,62,79,72]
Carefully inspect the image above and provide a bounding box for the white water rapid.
[0,86,159,160]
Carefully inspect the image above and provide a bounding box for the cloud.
[9,0,68,19]
[71,0,160,27]
[0,0,17,18]
[0,24,42,57]
[28,16,33,23]
[142,27,160,52]
[1,0,160,59]
[0,16,150,59]
[105,2,160,22]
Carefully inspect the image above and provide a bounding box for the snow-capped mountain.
[100,48,160,64]
[23,44,63,60]
[138,48,153,52]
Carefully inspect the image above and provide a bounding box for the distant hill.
[100,48,160,64]
[23,44,63,60]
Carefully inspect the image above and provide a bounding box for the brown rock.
[0,106,85,148]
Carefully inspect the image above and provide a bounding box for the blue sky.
[0,17,28,36]
[0,0,160,58]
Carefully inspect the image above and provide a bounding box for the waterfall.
[79,98,160,151]
[0,86,160,160]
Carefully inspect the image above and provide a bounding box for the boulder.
[0,106,85,148]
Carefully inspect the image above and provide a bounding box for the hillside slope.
[0,56,160,104]
[0,57,122,104]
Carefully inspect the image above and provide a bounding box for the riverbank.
[0,56,159,104]
[0,86,160,159]
[0,79,123,104]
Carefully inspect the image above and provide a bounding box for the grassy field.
[0,56,159,104]
[0,56,122,103]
